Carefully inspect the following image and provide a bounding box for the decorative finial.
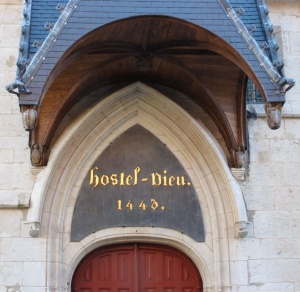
[56,3,66,13]
[32,40,43,49]
[247,24,257,34]
[235,7,245,16]
[44,22,54,30]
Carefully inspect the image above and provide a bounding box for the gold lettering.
[120,172,125,185]
[169,176,175,186]
[126,200,134,210]
[126,175,133,185]
[110,174,118,185]
[151,173,161,186]
[89,167,99,188]
[134,167,140,185]
[151,199,159,210]
[117,200,122,210]
[139,200,147,210]
[176,176,186,186]
[163,170,167,186]
[101,175,109,186]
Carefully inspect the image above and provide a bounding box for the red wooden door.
[72,244,203,292]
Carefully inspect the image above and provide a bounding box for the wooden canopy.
[24,16,267,166]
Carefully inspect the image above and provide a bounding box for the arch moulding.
[26,82,249,292]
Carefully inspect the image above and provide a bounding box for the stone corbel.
[21,105,38,131]
[231,146,245,168]
[31,143,46,166]
[264,102,283,129]
[230,147,246,180]
[24,220,40,237]
[235,221,249,238]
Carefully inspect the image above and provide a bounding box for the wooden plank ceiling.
[35,16,257,166]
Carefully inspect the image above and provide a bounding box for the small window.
[246,80,264,104]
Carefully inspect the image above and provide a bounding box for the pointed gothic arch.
[26,82,248,291]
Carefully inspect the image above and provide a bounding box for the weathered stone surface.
[270,139,300,163]
[0,191,30,208]
[237,283,294,291]
[242,186,273,211]
[23,262,46,286]
[0,25,21,48]
[253,211,292,238]
[0,164,34,191]
[1,238,46,262]
[291,211,300,238]
[0,210,22,237]
[249,259,300,283]
[261,238,300,259]
[0,95,11,114]
[229,238,261,261]
[284,163,300,186]
[248,162,284,187]
[0,150,13,163]
[270,187,300,211]
[0,115,25,137]
[0,262,22,286]
[230,260,249,285]
[248,119,285,140]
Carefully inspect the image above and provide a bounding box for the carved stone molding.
[235,221,249,238]
[21,106,38,131]
[0,191,30,209]
[231,168,245,181]
[30,166,46,179]
[231,146,246,168]
[24,220,40,237]
[31,144,46,166]
[264,102,283,129]
[204,287,232,292]
[46,287,71,292]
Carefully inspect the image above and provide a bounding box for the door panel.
[72,244,202,292]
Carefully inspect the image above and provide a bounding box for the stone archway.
[26,82,248,291]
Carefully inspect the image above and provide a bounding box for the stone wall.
[0,1,299,292]
[237,1,300,291]
[0,1,37,291]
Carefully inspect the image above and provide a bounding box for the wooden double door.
[72,243,203,292]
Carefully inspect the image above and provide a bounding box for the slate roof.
[11,0,294,107]
[229,0,265,43]
[27,0,265,58]
[29,0,69,56]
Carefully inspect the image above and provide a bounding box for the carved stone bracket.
[264,102,283,129]
[231,146,246,168]
[24,220,40,237]
[231,168,245,181]
[21,105,38,131]
[235,221,249,238]
[31,144,47,166]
